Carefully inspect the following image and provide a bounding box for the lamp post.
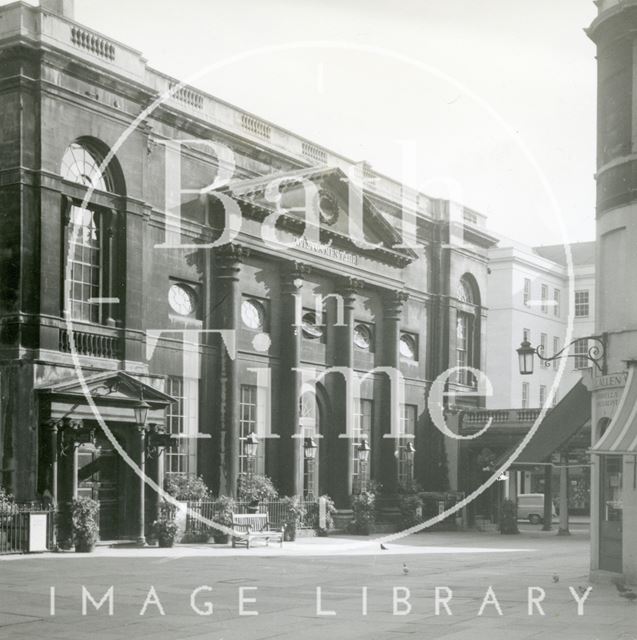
[404,441,416,490]
[134,391,150,547]
[245,432,259,482]
[304,436,318,499]
[356,438,371,493]
[516,333,607,375]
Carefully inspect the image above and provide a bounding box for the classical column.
[215,244,248,498]
[334,278,361,504]
[557,453,570,536]
[542,464,553,531]
[280,262,310,497]
[380,290,408,495]
[137,426,147,546]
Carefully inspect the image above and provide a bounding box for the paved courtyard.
[1,528,635,640]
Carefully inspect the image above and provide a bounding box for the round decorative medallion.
[241,298,265,330]
[302,311,324,339]
[399,333,417,360]
[353,324,372,350]
[168,283,196,316]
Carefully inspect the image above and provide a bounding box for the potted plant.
[237,474,278,510]
[71,497,99,552]
[399,493,424,529]
[349,491,376,535]
[307,495,336,536]
[164,473,211,542]
[499,498,519,535]
[152,506,179,548]
[212,495,235,544]
[281,496,306,541]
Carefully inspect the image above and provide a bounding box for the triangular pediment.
[222,166,418,266]
[39,370,175,408]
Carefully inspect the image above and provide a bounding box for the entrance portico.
[37,371,175,541]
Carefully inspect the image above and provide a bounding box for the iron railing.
[0,504,56,555]
[185,499,317,535]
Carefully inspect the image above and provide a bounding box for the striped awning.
[592,363,637,455]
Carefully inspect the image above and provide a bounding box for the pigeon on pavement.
[402,563,409,575]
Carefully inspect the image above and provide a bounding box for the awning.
[496,379,591,468]
[592,363,637,455]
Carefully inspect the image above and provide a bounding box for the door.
[599,455,623,573]
[77,434,120,540]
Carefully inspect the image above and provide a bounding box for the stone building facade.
[0,0,495,539]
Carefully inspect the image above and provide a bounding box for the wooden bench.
[231,513,284,549]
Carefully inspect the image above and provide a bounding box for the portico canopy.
[38,370,175,426]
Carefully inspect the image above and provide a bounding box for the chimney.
[40,0,75,20]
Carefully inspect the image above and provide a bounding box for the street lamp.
[304,437,318,499]
[404,441,416,489]
[245,432,259,481]
[356,438,371,493]
[516,338,535,376]
[134,393,151,427]
[304,436,318,460]
[133,387,150,547]
[516,333,607,375]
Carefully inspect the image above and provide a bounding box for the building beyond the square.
[0,0,496,539]
[588,0,637,584]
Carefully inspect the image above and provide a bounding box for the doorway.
[599,455,623,573]
[77,432,121,540]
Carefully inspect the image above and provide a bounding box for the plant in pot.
[307,495,336,536]
[499,498,519,535]
[349,491,376,535]
[399,493,424,529]
[281,496,306,541]
[212,495,236,544]
[152,504,179,548]
[237,474,278,511]
[71,497,99,552]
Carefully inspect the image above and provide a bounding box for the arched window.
[60,140,122,325]
[61,142,113,191]
[456,275,481,387]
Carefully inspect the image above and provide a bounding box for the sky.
[11,0,599,246]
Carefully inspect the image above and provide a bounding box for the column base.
[541,525,553,532]
[557,528,571,536]
[136,536,147,547]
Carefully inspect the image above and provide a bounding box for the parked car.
[517,493,557,525]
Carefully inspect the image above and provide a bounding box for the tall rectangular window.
[541,284,548,313]
[553,337,560,371]
[397,404,417,489]
[166,376,187,474]
[353,399,373,492]
[456,314,475,386]
[575,290,590,317]
[523,328,530,341]
[68,206,101,322]
[239,385,258,476]
[574,338,589,369]
[540,333,547,354]
[539,385,546,407]
[523,278,531,307]
[522,382,530,409]
[553,289,561,317]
